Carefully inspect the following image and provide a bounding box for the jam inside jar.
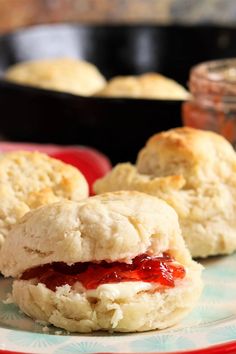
[182,58,236,147]
[21,253,185,291]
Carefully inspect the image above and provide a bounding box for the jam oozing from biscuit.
[21,253,185,291]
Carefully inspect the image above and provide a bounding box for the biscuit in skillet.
[5,58,106,96]
[95,73,190,100]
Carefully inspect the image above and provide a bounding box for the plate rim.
[1,340,236,354]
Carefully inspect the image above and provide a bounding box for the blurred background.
[1,0,236,164]
[1,0,236,31]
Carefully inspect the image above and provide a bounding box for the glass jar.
[182,58,236,147]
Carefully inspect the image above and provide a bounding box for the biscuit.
[0,191,202,332]
[0,151,88,247]
[94,127,236,258]
[5,58,106,96]
[95,73,190,100]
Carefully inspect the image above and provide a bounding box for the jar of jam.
[182,58,236,147]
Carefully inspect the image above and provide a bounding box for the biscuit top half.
[137,127,236,186]
[0,151,88,246]
[0,191,191,277]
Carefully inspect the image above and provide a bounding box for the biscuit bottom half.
[12,262,202,333]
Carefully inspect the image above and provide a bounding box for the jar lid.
[189,58,236,97]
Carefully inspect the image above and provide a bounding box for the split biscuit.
[0,191,202,332]
[96,73,190,100]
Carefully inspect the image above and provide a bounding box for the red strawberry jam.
[21,253,185,291]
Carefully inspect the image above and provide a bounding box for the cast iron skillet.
[0,24,236,163]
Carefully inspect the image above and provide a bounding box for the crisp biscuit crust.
[94,127,236,258]
[95,73,190,100]
[0,151,88,247]
[0,191,202,332]
[5,58,106,96]
[137,127,236,182]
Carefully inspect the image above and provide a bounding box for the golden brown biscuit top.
[137,127,236,184]
[0,150,88,247]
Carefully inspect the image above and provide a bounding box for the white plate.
[0,254,236,354]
